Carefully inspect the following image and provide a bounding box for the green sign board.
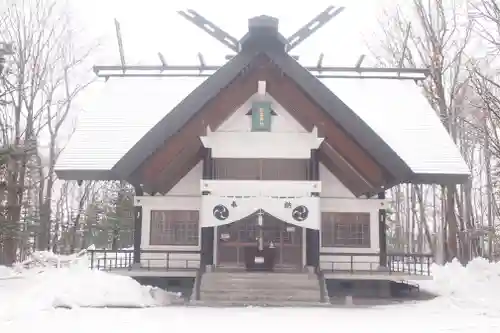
[251,101,272,131]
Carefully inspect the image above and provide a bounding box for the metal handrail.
[318,252,433,276]
[88,249,201,271]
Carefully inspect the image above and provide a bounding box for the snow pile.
[0,251,183,320]
[0,265,16,279]
[14,250,87,273]
[18,266,176,309]
[420,257,500,314]
[13,245,130,271]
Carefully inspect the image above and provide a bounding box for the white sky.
[56,0,398,146]
[68,1,396,104]
[72,0,396,66]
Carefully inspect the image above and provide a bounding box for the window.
[150,210,199,246]
[214,159,308,181]
[321,212,370,248]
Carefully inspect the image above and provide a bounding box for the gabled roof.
[56,14,470,188]
[111,50,469,185]
[111,52,253,178]
[55,76,207,180]
[320,78,470,179]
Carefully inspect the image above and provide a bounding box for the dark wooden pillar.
[133,185,144,265]
[201,148,214,267]
[378,191,387,267]
[306,149,320,268]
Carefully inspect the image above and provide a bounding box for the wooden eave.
[55,169,121,181]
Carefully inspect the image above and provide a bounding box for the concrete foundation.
[326,279,392,298]
[133,277,195,299]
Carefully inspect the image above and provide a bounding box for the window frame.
[149,210,199,246]
[321,212,371,248]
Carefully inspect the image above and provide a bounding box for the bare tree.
[374,0,474,262]
[0,0,95,264]
[37,38,95,251]
[69,180,96,253]
[470,0,500,51]
[468,0,500,259]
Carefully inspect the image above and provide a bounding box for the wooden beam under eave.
[145,143,204,195]
[160,148,204,195]
[263,68,387,186]
[318,142,375,196]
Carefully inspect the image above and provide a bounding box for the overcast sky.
[72,0,396,66]
[54,0,399,146]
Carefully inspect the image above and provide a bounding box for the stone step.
[197,272,322,303]
[200,293,319,299]
[199,293,320,302]
[201,280,319,288]
[201,282,319,288]
[203,279,318,284]
[190,300,331,307]
[200,289,319,295]
[200,289,320,297]
[202,276,318,284]
[207,272,318,279]
[201,282,319,289]
[200,285,319,292]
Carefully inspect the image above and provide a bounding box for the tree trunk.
[111,228,119,251]
[4,154,22,265]
[446,186,460,261]
[414,185,435,255]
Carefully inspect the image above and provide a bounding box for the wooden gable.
[128,54,393,196]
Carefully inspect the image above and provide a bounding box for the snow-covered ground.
[1,305,499,333]
[2,256,500,332]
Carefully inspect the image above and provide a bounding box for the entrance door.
[217,213,303,269]
[262,215,303,268]
[217,215,257,267]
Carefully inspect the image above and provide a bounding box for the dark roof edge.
[411,172,471,185]
[265,50,414,181]
[55,169,121,181]
[365,171,471,197]
[111,52,254,178]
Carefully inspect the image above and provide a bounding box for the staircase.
[193,270,328,306]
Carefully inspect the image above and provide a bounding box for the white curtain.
[200,196,320,229]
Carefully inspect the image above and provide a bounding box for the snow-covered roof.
[55,77,206,174]
[55,63,469,186]
[319,78,470,177]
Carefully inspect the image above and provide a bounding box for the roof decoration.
[94,6,428,81]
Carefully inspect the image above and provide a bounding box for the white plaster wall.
[319,164,383,271]
[209,94,316,159]
[138,160,203,267]
[217,93,307,133]
[166,161,203,196]
[319,163,354,198]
